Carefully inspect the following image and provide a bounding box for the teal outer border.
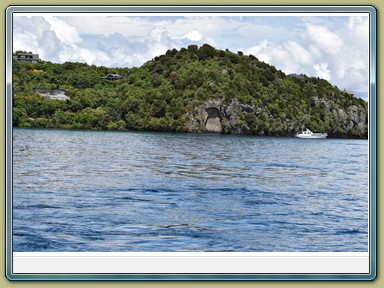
[5,5,377,281]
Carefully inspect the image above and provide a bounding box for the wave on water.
[12,129,369,252]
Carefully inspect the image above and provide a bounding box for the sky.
[13,13,370,100]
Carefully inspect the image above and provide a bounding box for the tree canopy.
[12,44,368,138]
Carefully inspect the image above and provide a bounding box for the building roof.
[102,74,122,78]
[13,52,40,62]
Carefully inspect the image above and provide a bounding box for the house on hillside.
[13,52,40,63]
[102,74,123,80]
[46,94,70,100]
[343,89,355,96]
[289,73,306,80]
[31,88,49,94]
[32,88,70,100]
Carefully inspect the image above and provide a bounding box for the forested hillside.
[12,44,368,138]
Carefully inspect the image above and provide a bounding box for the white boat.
[295,128,327,139]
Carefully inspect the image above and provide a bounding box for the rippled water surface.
[13,129,368,252]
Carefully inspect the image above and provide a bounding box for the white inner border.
[14,252,369,274]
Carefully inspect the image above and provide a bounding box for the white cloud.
[333,16,369,93]
[12,14,370,98]
[305,23,344,55]
[246,39,268,57]
[148,28,168,42]
[66,16,173,38]
[308,44,322,60]
[243,17,369,96]
[283,41,312,66]
[61,46,110,65]
[13,32,38,52]
[313,63,331,81]
[245,39,314,75]
[347,16,369,41]
[184,30,203,41]
[44,16,82,45]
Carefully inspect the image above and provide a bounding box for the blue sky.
[13,14,370,99]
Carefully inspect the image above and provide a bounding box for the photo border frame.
[5,4,377,281]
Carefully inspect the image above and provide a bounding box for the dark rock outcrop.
[188,98,368,138]
[188,99,252,135]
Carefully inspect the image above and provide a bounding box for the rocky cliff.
[188,98,368,138]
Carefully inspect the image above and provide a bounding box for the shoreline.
[12,126,369,140]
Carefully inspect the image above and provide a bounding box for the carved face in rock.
[205,107,222,133]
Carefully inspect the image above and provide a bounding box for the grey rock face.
[187,97,367,138]
[188,98,252,134]
[332,105,367,132]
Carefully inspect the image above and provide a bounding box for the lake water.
[12,128,368,252]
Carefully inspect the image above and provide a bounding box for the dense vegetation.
[12,44,368,138]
